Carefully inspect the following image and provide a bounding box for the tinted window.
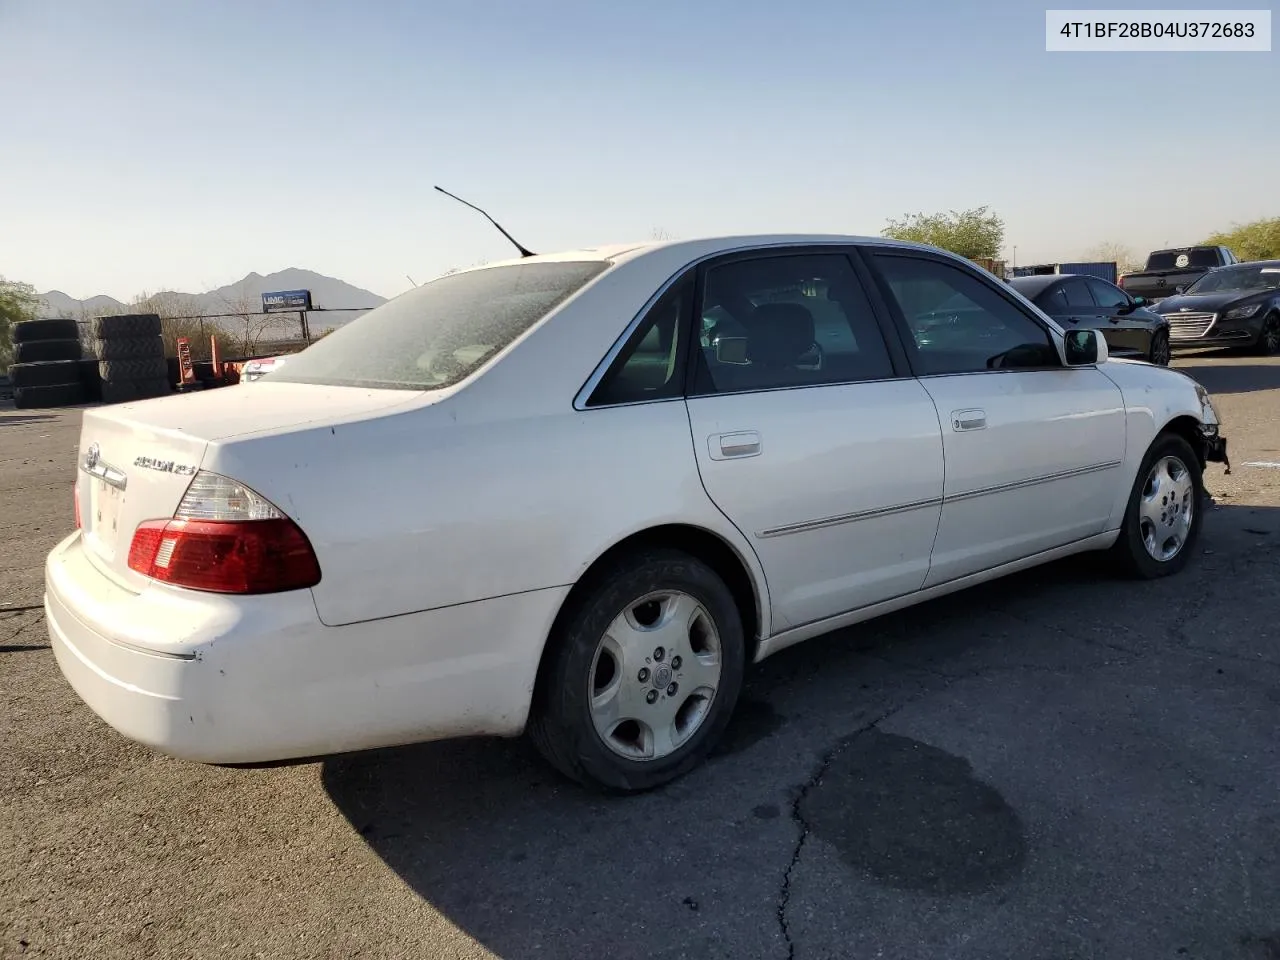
[1060,278,1095,308]
[1184,264,1280,295]
[1086,277,1128,308]
[872,254,1059,376]
[270,261,609,390]
[1147,249,1223,270]
[692,253,895,394]
[588,274,693,406]
[1036,284,1071,313]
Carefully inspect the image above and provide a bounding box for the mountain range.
[36,269,388,327]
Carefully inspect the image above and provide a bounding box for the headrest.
[745,302,815,366]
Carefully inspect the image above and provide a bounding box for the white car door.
[681,249,945,631]
[864,248,1128,587]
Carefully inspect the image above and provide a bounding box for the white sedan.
[46,234,1229,793]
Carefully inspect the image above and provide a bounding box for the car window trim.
[573,240,887,410]
[1061,276,1097,309]
[684,245,909,399]
[857,244,1068,379]
[582,272,696,409]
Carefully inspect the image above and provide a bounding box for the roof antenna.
[434,185,536,258]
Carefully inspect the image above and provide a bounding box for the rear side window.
[1060,278,1095,308]
[1036,285,1070,313]
[587,274,694,406]
[270,261,609,390]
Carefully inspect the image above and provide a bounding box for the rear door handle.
[951,409,987,432]
[709,431,762,460]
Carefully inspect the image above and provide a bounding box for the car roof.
[1220,258,1280,269]
[452,233,945,273]
[1006,274,1064,297]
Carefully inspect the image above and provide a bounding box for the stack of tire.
[9,318,87,409]
[91,314,171,404]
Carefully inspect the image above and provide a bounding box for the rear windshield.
[1146,249,1221,270]
[269,260,610,390]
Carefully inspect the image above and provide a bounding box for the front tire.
[1253,312,1280,357]
[1148,328,1171,366]
[529,549,746,793]
[1109,432,1204,579]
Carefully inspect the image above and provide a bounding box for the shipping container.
[1056,261,1119,284]
[1009,261,1118,283]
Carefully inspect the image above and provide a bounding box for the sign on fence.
[176,337,196,386]
[261,289,313,313]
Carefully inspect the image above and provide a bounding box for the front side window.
[692,253,895,394]
[1086,278,1129,308]
[270,261,610,390]
[871,254,1059,375]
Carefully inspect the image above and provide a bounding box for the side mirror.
[1064,328,1108,366]
[1131,296,1147,307]
[1174,285,1187,294]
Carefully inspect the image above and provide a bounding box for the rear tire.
[1109,432,1204,579]
[529,549,746,793]
[13,382,87,409]
[1253,312,1280,357]
[94,335,165,361]
[99,357,169,383]
[9,360,83,389]
[12,318,78,343]
[101,377,171,404]
[91,313,162,340]
[14,339,82,363]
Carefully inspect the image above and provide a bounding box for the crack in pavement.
[774,688,944,960]
[1,609,46,647]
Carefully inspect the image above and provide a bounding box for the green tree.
[1,276,40,373]
[1202,216,1280,261]
[1083,241,1143,275]
[881,206,1005,260]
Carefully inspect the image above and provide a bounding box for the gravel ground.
[2,353,1279,960]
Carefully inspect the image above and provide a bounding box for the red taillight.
[1117,275,1126,288]
[74,484,81,529]
[127,518,321,594]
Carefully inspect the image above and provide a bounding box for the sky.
[1,0,1275,301]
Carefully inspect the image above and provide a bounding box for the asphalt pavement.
[2,353,1279,960]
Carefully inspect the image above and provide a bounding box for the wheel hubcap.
[588,591,722,761]
[1264,317,1280,353]
[1138,455,1194,562]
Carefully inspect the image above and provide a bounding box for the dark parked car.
[1149,260,1280,355]
[1118,245,1239,302]
[1008,274,1172,366]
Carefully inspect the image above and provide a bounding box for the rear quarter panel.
[202,398,768,631]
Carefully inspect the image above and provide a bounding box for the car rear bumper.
[45,532,567,764]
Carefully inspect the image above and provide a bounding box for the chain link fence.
[73,307,374,362]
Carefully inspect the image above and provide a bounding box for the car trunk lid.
[75,383,426,589]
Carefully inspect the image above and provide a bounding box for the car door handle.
[709,431,762,460]
[951,409,987,432]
